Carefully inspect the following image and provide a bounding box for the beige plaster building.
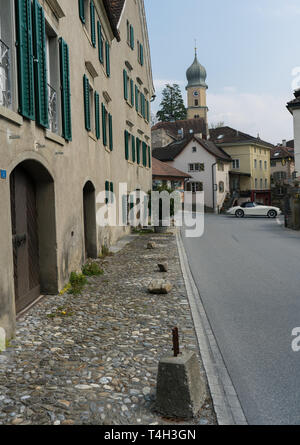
[0,0,154,338]
[210,127,274,205]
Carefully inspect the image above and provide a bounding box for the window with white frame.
[188,163,205,172]
[232,159,240,169]
[186,182,203,192]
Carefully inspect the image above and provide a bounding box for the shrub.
[82,262,104,277]
[68,272,87,295]
[100,245,110,257]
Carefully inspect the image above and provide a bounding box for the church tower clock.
[186,48,208,124]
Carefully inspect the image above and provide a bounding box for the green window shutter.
[148,145,151,168]
[105,41,110,77]
[97,21,103,63]
[59,38,72,140]
[32,0,48,128]
[108,113,113,151]
[146,100,149,122]
[131,135,136,163]
[141,94,145,118]
[110,182,114,203]
[124,130,129,160]
[105,180,109,204]
[130,25,134,50]
[142,142,147,166]
[95,91,100,139]
[15,0,35,120]
[78,0,85,23]
[135,85,139,112]
[90,1,96,47]
[130,79,134,106]
[123,69,128,100]
[140,44,144,65]
[102,103,107,146]
[136,138,140,164]
[83,74,90,131]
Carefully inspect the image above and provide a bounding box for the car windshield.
[241,202,256,208]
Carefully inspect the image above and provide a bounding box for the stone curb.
[176,230,248,425]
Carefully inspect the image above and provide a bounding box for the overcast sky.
[144,0,300,144]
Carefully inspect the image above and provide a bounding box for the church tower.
[186,48,208,124]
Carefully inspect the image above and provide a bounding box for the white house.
[153,135,232,211]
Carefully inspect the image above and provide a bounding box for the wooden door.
[10,167,40,313]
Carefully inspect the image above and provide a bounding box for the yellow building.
[210,127,274,205]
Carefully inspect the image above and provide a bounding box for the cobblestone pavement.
[0,232,216,425]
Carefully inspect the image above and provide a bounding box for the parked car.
[227,202,281,218]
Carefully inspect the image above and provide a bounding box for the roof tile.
[152,157,191,179]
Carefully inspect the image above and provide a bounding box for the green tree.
[156,84,187,122]
[209,121,225,129]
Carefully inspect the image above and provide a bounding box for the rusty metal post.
[172,327,180,357]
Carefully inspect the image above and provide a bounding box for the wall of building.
[187,86,207,121]
[271,159,295,180]
[293,108,300,176]
[0,0,154,338]
[215,162,230,210]
[220,143,271,192]
[151,128,175,149]
[163,139,229,209]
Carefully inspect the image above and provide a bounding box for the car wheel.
[235,209,244,218]
[268,210,277,219]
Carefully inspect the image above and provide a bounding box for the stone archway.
[10,160,57,313]
[83,181,97,259]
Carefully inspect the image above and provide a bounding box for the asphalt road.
[182,214,300,425]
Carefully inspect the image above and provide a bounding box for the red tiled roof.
[271,146,294,160]
[102,0,125,41]
[152,157,191,179]
[152,118,207,139]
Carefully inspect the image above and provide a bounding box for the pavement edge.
[176,230,248,425]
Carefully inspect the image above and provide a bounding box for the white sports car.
[227,202,281,218]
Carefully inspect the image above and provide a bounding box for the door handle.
[12,233,27,249]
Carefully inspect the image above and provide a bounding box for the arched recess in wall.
[10,159,58,313]
[83,180,97,259]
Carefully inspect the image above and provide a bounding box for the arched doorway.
[83,181,97,259]
[10,160,57,313]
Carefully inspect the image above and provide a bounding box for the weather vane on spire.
[194,39,197,57]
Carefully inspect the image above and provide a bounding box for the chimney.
[177,128,184,140]
[282,139,287,147]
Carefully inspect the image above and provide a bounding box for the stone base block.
[156,350,206,418]
[148,279,172,294]
[0,327,6,352]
